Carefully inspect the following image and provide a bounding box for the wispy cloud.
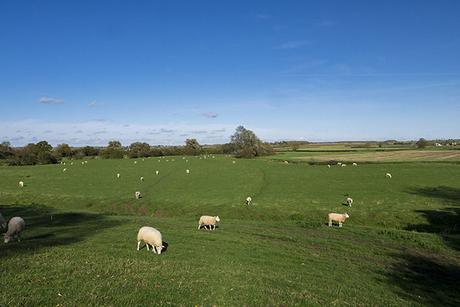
[88,100,105,108]
[315,20,337,27]
[202,112,219,118]
[38,97,64,105]
[274,40,311,50]
[255,13,271,20]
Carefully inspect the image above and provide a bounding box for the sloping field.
[1,156,459,305]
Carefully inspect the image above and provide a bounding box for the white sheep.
[137,226,164,254]
[4,216,26,243]
[186,169,190,174]
[337,162,342,165]
[245,196,252,206]
[117,173,121,179]
[140,176,144,182]
[155,170,159,175]
[386,173,392,179]
[63,168,67,172]
[232,160,236,164]
[284,161,289,164]
[70,162,73,165]
[327,164,331,168]
[81,161,85,165]
[18,181,24,188]
[0,212,6,230]
[352,163,358,166]
[341,164,347,167]
[346,197,353,207]
[134,161,137,164]
[135,191,141,199]
[85,161,88,164]
[328,213,349,227]
[198,215,220,230]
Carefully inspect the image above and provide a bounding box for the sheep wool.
[246,197,252,205]
[18,181,24,188]
[352,163,358,166]
[328,213,349,227]
[4,216,26,243]
[135,191,141,199]
[386,173,392,179]
[117,173,121,179]
[137,226,164,254]
[198,215,221,230]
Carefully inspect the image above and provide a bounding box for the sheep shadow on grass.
[0,203,121,258]
[198,225,220,231]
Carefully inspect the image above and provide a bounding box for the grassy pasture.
[0,155,459,306]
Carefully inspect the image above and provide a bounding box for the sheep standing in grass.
[140,177,144,182]
[137,226,164,254]
[186,169,190,174]
[135,191,141,199]
[341,164,347,167]
[327,164,331,168]
[232,161,236,164]
[352,163,358,166]
[155,170,159,175]
[346,197,353,207]
[18,181,24,188]
[245,197,252,206]
[134,161,137,164]
[386,173,392,178]
[117,173,121,179]
[63,168,67,172]
[328,213,349,227]
[0,212,6,230]
[337,162,342,166]
[198,215,220,230]
[4,217,25,243]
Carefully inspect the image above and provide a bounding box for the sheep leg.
[339,222,343,227]
[198,224,201,230]
[137,241,141,251]
[146,243,150,251]
[328,220,332,227]
[152,246,157,254]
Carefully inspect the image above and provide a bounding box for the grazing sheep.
[137,226,164,254]
[346,197,353,207]
[4,217,26,243]
[328,213,349,227]
[386,173,392,179]
[198,215,220,230]
[18,181,24,188]
[232,160,236,164]
[186,169,190,174]
[134,161,137,164]
[117,173,121,179]
[245,196,252,206]
[0,212,6,230]
[155,170,159,175]
[327,164,331,168]
[140,176,144,182]
[81,161,85,165]
[341,164,347,167]
[337,162,342,165]
[85,161,88,164]
[352,163,358,166]
[63,168,67,172]
[284,161,289,164]
[70,162,74,165]
[135,191,141,199]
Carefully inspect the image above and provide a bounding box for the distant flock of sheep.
[3,157,393,253]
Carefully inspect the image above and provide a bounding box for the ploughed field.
[1,155,459,306]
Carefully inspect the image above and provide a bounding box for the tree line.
[0,126,274,165]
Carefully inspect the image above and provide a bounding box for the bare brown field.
[291,150,460,162]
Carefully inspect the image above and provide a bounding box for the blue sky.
[1,0,459,146]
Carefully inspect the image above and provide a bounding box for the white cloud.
[38,97,64,104]
[274,40,311,50]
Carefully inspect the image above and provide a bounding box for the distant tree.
[184,138,202,155]
[291,143,299,152]
[128,142,151,158]
[81,146,100,157]
[416,138,429,149]
[229,126,274,158]
[0,141,13,159]
[8,141,56,165]
[55,143,72,158]
[101,140,125,159]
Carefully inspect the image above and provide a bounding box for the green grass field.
[1,155,459,306]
